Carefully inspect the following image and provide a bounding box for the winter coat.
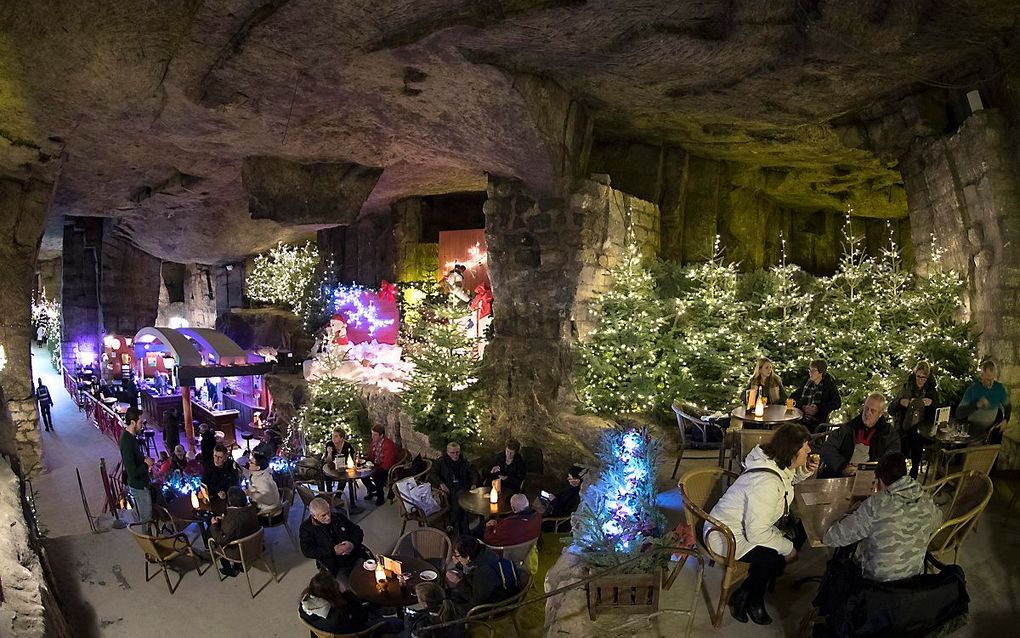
[432,455,474,492]
[247,467,282,515]
[487,452,526,493]
[299,592,376,635]
[791,372,842,424]
[202,459,240,499]
[483,508,542,546]
[823,475,943,582]
[210,504,260,561]
[745,374,787,404]
[707,445,812,559]
[453,547,519,608]
[888,374,937,433]
[365,436,398,470]
[819,415,900,476]
[299,509,365,574]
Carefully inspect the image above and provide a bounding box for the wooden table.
[349,556,437,612]
[731,405,803,427]
[918,421,985,482]
[322,463,375,514]
[458,486,514,519]
[794,477,855,548]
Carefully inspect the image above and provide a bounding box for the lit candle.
[191,492,200,509]
[346,454,355,470]
[754,398,765,417]
[375,564,386,583]
[489,485,499,504]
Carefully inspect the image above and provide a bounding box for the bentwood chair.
[391,527,452,571]
[128,522,208,594]
[929,444,1000,484]
[385,454,430,503]
[394,481,449,535]
[734,428,776,472]
[485,537,539,573]
[671,403,728,478]
[678,467,744,627]
[465,570,533,637]
[260,486,298,550]
[924,470,993,565]
[208,527,279,598]
[301,618,389,638]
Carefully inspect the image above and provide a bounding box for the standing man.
[791,359,842,432]
[119,407,154,524]
[162,407,181,450]
[957,359,1012,443]
[35,377,54,432]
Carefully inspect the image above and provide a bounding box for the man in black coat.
[432,442,474,533]
[485,439,526,494]
[202,444,240,502]
[162,407,181,450]
[791,359,842,432]
[446,535,520,612]
[299,497,366,587]
[818,393,900,478]
[209,487,261,577]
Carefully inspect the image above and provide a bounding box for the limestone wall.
[901,109,1020,465]
[156,263,217,328]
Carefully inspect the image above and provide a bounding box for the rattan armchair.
[929,444,1000,484]
[208,527,278,598]
[924,470,993,564]
[300,618,389,638]
[465,570,533,637]
[394,481,449,535]
[260,485,298,550]
[484,537,538,572]
[671,403,728,477]
[391,527,452,572]
[730,428,775,472]
[677,467,744,627]
[128,522,208,594]
[385,453,430,503]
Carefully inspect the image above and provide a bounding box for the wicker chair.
[385,454,430,503]
[924,470,993,564]
[731,428,775,472]
[929,444,1000,484]
[128,522,208,594]
[297,483,348,517]
[391,527,452,571]
[300,618,388,638]
[394,481,450,535]
[208,527,279,598]
[465,570,534,637]
[484,537,538,572]
[260,486,298,550]
[678,467,744,628]
[671,403,728,478]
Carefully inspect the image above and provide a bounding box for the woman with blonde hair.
[746,357,786,404]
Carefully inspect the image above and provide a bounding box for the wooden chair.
[297,483,348,516]
[385,454,430,503]
[391,527,452,571]
[260,486,298,550]
[128,522,208,594]
[924,470,993,564]
[671,402,727,478]
[465,570,533,637]
[300,618,388,638]
[732,428,775,472]
[394,481,450,535]
[930,444,1000,484]
[208,527,278,598]
[678,467,745,628]
[484,537,538,572]
[542,516,572,534]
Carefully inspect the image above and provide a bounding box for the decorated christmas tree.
[296,376,369,454]
[401,300,484,449]
[574,237,682,415]
[571,427,670,573]
[245,241,320,316]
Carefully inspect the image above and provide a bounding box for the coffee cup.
[363,559,377,571]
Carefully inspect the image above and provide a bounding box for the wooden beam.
[181,385,195,454]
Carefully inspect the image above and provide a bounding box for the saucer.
[419,570,438,581]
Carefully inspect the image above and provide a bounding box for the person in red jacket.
[483,493,542,546]
[363,425,397,506]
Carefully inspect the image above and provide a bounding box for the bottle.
[747,386,758,411]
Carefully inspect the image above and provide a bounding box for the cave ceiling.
[1,0,1017,264]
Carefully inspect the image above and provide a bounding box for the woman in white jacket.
[707,424,817,625]
[246,452,283,523]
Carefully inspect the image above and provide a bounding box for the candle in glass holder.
[190,491,200,509]
[346,454,356,470]
[489,485,499,504]
[754,397,765,417]
[375,564,386,583]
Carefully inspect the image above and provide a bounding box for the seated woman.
[888,361,937,479]
[406,582,465,638]
[707,423,818,625]
[538,465,586,531]
[746,357,786,405]
[298,570,402,637]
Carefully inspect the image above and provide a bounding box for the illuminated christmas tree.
[245,241,320,316]
[296,376,369,454]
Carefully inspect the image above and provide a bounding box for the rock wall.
[35,257,61,303]
[392,198,439,282]
[214,263,246,316]
[0,173,51,473]
[99,230,161,337]
[156,263,217,328]
[60,218,104,376]
[901,109,1020,466]
[318,213,396,287]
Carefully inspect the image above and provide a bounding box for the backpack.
[495,556,519,593]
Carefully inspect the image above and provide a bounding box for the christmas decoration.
[401,300,484,449]
[331,284,398,343]
[0,345,6,372]
[571,427,670,573]
[245,241,319,315]
[160,470,202,500]
[297,376,370,455]
[32,298,61,369]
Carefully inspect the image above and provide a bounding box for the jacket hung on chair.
[823,475,943,582]
[247,467,282,515]
[706,446,811,559]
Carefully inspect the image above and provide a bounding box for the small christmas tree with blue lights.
[571,427,670,573]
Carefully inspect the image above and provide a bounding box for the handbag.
[743,467,800,541]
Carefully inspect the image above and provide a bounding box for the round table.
[163,495,226,550]
[349,556,436,611]
[731,405,803,427]
[458,487,514,519]
[322,463,375,514]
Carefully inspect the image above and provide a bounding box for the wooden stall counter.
[191,400,239,442]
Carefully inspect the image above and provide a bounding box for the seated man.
[168,444,189,474]
[202,444,240,502]
[362,425,398,506]
[818,393,900,478]
[209,487,261,577]
[823,453,943,582]
[446,535,520,611]
[483,493,542,546]
[299,497,366,586]
[252,427,281,460]
[957,359,1011,442]
[791,359,842,432]
[485,439,526,494]
[432,442,474,534]
[544,465,585,518]
[245,452,282,523]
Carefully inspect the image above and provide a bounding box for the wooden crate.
[586,571,661,620]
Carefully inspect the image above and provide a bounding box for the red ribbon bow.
[469,283,494,318]
[377,280,397,303]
